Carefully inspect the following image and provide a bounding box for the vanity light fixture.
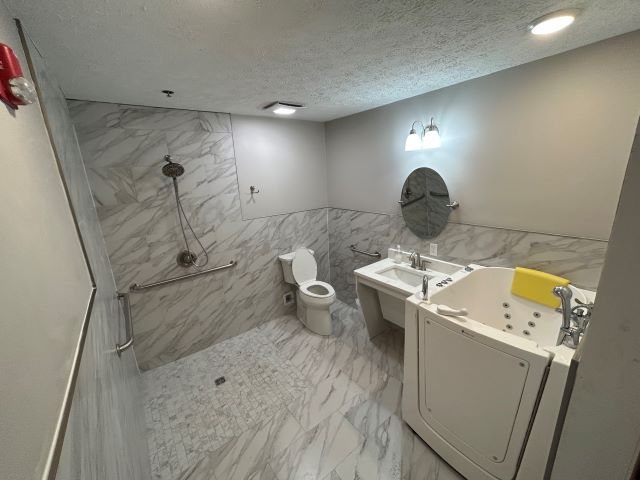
[264,101,304,116]
[528,10,577,35]
[405,122,423,151]
[404,117,441,151]
[422,117,441,149]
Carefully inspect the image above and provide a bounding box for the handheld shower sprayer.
[161,155,209,268]
[162,154,185,178]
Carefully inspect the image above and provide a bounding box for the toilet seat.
[299,281,335,308]
[300,280,335,299]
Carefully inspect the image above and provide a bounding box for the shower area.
[71,101,330,370]
[121,154,239,292]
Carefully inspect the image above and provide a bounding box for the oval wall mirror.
[400,167,452,238]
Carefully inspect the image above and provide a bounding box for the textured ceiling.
[6,0,640,121]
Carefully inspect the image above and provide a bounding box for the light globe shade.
[529,12,576,35]
[405,131,422,151]
[273,106,296,115]
[422,129,441,149]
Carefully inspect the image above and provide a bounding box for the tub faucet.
[553,286,573,331]
[422,275,429,300]
[553,286,593,349]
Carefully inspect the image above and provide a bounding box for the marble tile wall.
[69,101,330,370]
[329,208,607,305]
[69,101,605,369]
[26,37,151,479]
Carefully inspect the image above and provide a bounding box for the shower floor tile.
[143,300,462,480]
[143,325,311,479]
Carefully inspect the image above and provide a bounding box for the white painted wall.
[325,31,640,241]
[0,9,94,480]
[552,119,640,479]
[232,115,327,219]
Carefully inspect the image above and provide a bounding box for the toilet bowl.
[278,248,335,335]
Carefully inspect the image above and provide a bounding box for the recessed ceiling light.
[273,105,296,115]
[264,101,305,116]
[528,10,577,35]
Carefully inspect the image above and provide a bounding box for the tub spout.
[553,285,589,349]
[553,286,573,332]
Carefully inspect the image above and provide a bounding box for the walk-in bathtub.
[403,265,594,480]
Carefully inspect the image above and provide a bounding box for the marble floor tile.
[270,412,363,480]
[264,313,338,360]
[258,315,306,347]
[276,327,333,367]
[342,351,391,392]
[143,300,463,480]
[185,409,303,480]
[339,370,403,449]
[143,328,311,479]
[374,375,404,415]
[333,414,464,480]
[347,326,405,381]
[334,415,403,480]
[400,421,463,480]
[342,392,397,439]
[293,338,357,385]
[287,371,367,431]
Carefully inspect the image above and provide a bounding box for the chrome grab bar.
[116,292,134,356]
[349,244,381,258]
[130,260,236,292]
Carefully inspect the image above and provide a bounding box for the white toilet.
[278,248,336,335]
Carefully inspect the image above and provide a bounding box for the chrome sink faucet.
[410,251,430,271]
[553,286,594,349]
[410,251,421,269]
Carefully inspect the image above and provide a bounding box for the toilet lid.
[291,248,317,283]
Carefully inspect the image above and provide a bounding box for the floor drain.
[215,376,226,386]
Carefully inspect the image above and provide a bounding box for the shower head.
[162,155,185,178]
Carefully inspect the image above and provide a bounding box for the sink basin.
[376,265,430,287]
[354,256,463,333]
[355,256,463,298]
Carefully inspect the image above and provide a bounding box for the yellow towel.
[511,267,569,308]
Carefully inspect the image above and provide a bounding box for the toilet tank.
[278,249,314,285]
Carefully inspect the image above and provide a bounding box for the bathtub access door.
[418,310,550,480]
